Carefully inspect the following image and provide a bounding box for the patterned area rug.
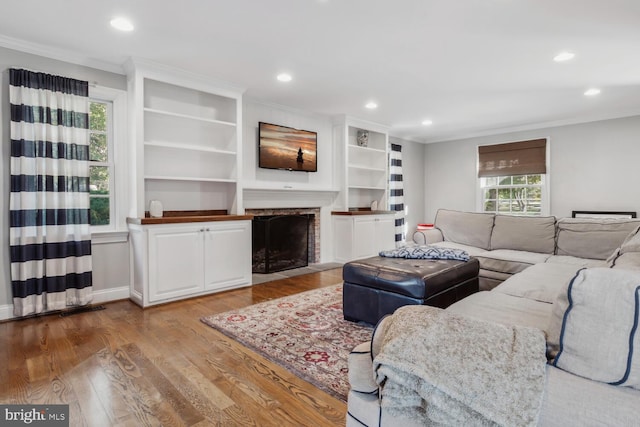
[201,284,373,401]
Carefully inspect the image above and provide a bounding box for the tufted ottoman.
[342,256,480,325]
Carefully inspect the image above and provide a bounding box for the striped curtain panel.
[9,68,93,317]
[389,142,405,246]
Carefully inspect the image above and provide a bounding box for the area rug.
[200,284,373,401]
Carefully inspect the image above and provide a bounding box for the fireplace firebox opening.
[252,214,311,274]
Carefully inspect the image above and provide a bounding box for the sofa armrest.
[413,228,444,245]
[348,342,378,393]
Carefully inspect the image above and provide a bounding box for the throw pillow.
[621,225,640,254]
[379,245,470,261]
[607,225,640,267]
[611,252,640,271]
[547,268,640,389]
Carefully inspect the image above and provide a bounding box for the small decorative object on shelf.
[149,200,163,218]
[370,200,378,211]
[356,129,369,147]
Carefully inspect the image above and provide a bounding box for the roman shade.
[478,138,547,177]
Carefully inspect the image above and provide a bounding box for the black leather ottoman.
[342,256,480,325]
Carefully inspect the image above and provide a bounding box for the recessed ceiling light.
[553,51,575,62]
[110,17,134,32]
[422,119,433,126]
[365,101,378,109]
[584,88,601,96]
[277,73,292,82]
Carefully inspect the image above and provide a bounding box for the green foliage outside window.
[482,174,543,216]
[89,101,111,226]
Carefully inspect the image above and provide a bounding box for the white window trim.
[89,85,129,243]
[476,138,551,216]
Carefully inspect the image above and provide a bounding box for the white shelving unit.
[331,116,395,262]
[333,115,390,210]
[126,59,245,216]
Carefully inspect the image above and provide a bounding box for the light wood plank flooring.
[0,268,348,426]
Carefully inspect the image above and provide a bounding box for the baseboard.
[92,286,130,304]
[0,304,13,322]
[0,286,130,322]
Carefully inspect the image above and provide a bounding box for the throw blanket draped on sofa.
[373,306,547,426]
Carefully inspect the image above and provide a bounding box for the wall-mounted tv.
[258,122,317,172]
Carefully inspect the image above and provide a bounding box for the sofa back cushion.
[555,218,640,260]
[435,209,495,250]
[491,215,556,253]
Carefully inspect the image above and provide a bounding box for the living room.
[1,1,640,425]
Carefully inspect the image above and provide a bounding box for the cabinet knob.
[199,228,205,232]
[205,228,211,231]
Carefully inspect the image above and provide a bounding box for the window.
[88,85,127,237]
[477,138,549,216]
[481,174,544,215]
[89,100,113,226]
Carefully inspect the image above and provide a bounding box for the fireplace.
[252,214,310,273]
[246,208,320,273]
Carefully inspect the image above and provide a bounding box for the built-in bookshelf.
[126,59,244,216]
[333,115,389,211]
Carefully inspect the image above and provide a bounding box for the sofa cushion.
[539,366,640,427]
[555,218,640,260]
[430,241,488,258]
[493,263,580,303]
[446,291,553,331]
[476,249,552,275]
[491,215,556,254]
[434,209,495,250]
[545,255,607,268]
[548,268,640,390]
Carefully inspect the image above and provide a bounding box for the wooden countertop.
[331,209,396,216]
[127,209,254,225]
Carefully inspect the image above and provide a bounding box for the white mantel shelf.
[242,185,339,209]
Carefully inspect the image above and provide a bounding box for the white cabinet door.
[148,226,204,303]
[375,215,397,252]
[353,217,377,259]
[204,221,252,290]
[333,214,397,262]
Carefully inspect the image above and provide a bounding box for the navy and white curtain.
[9,69,93,317]
[389,142,405,246]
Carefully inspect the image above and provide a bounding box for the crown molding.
[423,109,640,144]
[0,34,125,75]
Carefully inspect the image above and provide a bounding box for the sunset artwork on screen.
[258,122,317,172]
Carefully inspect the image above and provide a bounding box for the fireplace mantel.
[243,185,338,209]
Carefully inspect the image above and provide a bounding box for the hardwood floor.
[0,268,349,426]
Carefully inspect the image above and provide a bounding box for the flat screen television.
[258,122,317,172]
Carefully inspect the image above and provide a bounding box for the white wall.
[390,137,426,239]
[0,46,128,316]
[423,115,640,221]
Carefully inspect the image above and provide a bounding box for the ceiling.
[2,0,640,143]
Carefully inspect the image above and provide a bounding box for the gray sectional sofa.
[413,209,639,290]
[346,209,640,426]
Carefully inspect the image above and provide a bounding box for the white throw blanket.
[373,305,547,426]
